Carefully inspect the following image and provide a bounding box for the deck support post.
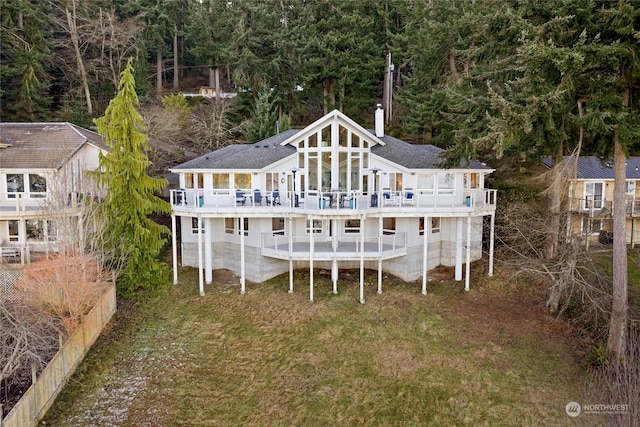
[489,213,495,276]
[172,214,178,285]
[309,214,314,302]
[455,217,463,281]
[465,215,471,292]
[359,215,365,304]
[289,217,294,293]
[377,216,383,294]
[204,217,213,284]
[197,214,204,296]
[422,215,428,295]
[332,258,338,294]
[240,215,246,294]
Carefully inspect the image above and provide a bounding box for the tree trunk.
[449,51,461,85]
[66,3,92,115]
[156,45,163,99]
[173,25,179,90]
[607,87,629,361]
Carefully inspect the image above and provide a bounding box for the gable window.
[6,174,24,198]
[8,220,19,242]
[437,173,455,194]
[29,174,47,198]
[584,182,603,210]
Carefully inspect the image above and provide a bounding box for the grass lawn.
[42,266,587,426]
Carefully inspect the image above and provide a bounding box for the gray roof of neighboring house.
[541,156,640,179]
[173,129,299,170]
[174,128,492,171]
[0,122,107,170]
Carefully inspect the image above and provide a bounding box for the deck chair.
[253,189,263,205]
[403,188,414,205]
[235,189,246,205]
[382,187,396,206]
[271,188,281,205]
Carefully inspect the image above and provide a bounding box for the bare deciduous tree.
[186,100,246,152]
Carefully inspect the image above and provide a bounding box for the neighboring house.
[542,156,640,246]
[170,108,498,301]
[0,123,107,265]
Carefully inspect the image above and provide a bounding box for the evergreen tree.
[246,86,279,142]
[93,57,171,297]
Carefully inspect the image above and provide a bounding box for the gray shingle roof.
[542,156,640,179]
[173,129,299,170]
[371,132,491,170]
[0,122,106,170]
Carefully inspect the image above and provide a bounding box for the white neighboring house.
[170,108,498,301]
[0,123,107,265]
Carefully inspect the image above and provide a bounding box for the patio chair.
[235,189,246,205]
[403,188,414,205]
[382,188,396,206]
[254,189,263,205]
[271,188,281,205]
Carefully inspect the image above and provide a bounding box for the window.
[8,220,19,242]
[626,180,636,194]
[344,219,360,234]
[46,220,57,242]
[389,173,403,192]
[234,173,251,189]
[382,217,396,235]
[431,217,441,234]
[212,173,230,190]
[225,217,234,234]
[306,219,322,234]
[26,219,44,241]
[437,173,455,194]
[419,217,424,236]
[584,182,603,209]
[582,218,602,235]
[185,173,203,189]
[238,218,249,236]
[192,217,203,234]
[272,217,285,235]
[417,174,434,192]
[29,174,47,198]
[6,174,24,198]
[464,173,480,189]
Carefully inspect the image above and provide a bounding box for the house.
[170,107,498,302]
[0,123,107,265]
[542,156,640,246]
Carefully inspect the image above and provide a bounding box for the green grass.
[42,267,586,426]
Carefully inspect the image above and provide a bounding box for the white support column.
[489,213,495,277]
[455,217,463,281]
[360,215,365,304]
[204,217,213,284]
[422,215,428,295]
[377,216,383,294]
[309,215,314,302]
[197,215,204,296]
[332,258,338,294]
[289,216,294,293]
[465,215,471,292]
[172,214,178,285]
[240,216,246,294]
[289,259,294,293]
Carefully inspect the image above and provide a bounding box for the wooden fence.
[1,284,116,427]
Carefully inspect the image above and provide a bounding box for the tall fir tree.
[93,57,171,297]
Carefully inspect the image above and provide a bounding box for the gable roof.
[542,156,640,179]
[173,129,299,170]
[0,122,107,170]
